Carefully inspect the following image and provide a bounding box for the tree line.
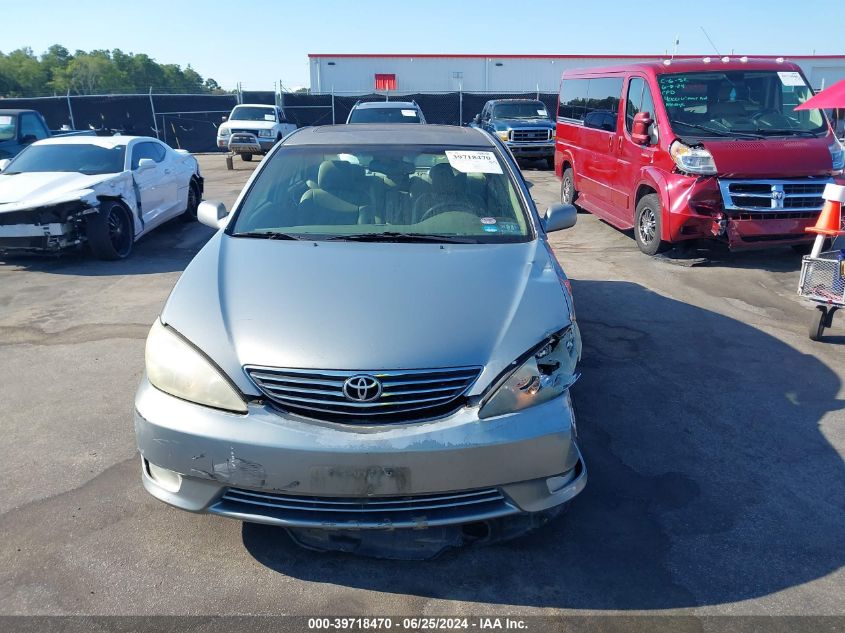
[0,45,225,97]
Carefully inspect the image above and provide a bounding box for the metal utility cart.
[799,251,844,340]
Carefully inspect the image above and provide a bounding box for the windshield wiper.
[327,232,479,244]
[672,121,764,139]
[231,231,303,240]
[752,128,821,137]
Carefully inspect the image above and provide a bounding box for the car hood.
[223,120,277,131]
[494,117,554,130]
[701,135,833,178]
[161,234,572,396]
[0,171,114,211]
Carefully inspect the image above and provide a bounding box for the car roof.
[353,101,420,110]
[233,103,275,108]
[0,109,38,116]
[284,124,493,147]
[488,99,544,104]
[32,135,153,148]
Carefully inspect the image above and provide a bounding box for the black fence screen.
[0,91,560,153]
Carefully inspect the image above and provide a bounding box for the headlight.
[218,127,230,137]
[258,129,273,138]
[145,319,247,413]
[830,139,844,173]
[496,130,510,142]
[669,139,717,175]
[479,325,581,419]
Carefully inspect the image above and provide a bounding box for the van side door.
[615,76,659,225]
[580,77,624,218]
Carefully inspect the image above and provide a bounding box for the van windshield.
[230,145,531,243]
[658,70,827,137]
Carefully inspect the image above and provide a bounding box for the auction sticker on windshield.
[0,116,12,125]
[778,71,806,87]
[446,150,503,174]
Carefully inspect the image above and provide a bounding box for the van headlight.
[145,319,247,413]
[669,139,717,175]
[479,325,581,419]
[258,129,273,138]
[830,139,844,174]
[218,127,230,137]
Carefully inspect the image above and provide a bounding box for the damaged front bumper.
[665,174,835,249]
[0,199,95,253]
[134,375,586,531]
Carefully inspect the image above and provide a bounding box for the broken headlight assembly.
[669,139,718,175]
[145,319,247,413]
[478,324,581,419]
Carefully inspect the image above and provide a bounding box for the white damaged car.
[0,135,203,260]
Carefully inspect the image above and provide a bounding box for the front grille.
[719,179,830,212]
[511,128,551,142]
[231,128,259,136]
[246,365,481,422]
[212,486,517,528]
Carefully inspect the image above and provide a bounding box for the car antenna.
[700,26,721,57]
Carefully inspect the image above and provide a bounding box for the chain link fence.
[0,89,559,152]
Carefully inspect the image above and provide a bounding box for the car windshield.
[230,107,276,122]
[0,115,16,141]
[348,107,422,124]
[658,70,827,137]
[492,102,549,119]
[4,144,126,175]
[230,145,531,243]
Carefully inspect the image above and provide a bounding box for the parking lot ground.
[0,155,842,617]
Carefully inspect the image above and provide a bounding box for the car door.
[615,75,659,226]
[579,77,624,219]
[151,143,182,218]
[130,141,169,228]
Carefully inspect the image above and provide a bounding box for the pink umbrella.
[795,79,845,110]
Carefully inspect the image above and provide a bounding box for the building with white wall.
[309,54,845,93]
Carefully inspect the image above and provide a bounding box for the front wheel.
[241,153,253,162]
[86,201,134,260]
[634,194,669,256]
[181,181,200,221]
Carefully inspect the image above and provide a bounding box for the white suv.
[217,104,296,162]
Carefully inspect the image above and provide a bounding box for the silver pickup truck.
[217,104,296,164]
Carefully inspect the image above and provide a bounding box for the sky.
[2,0,841,91]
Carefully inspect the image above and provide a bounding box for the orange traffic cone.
[807,184,845,257]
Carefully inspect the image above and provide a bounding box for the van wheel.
[241,153,253,162]
[86,201,134,260]
[560,168,578,206]
[634,194,669,256]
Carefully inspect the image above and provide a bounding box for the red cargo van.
[554,58,845,255]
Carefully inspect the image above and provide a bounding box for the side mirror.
[473,114,481,124]
[0,159,10,173]
[136,158,156,172]
[631,111,654,145]
[198,200,229,229]
[543,203,577,233]
[221,115,228,122]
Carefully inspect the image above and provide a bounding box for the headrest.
[318,160,358,191]
[429,162,462,193]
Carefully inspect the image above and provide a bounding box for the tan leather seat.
[299,160,371,225]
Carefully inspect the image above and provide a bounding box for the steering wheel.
[419,201,480,223]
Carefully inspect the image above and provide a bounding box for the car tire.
[544,157,554,170]
[241,153,253,162]
[181,180,200,222]
[86,201,134,260]
[634,193,669,256]
[560,168,580,210]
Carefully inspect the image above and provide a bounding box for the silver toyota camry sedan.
[134,124,585,554]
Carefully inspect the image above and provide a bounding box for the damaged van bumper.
[665,174,837,249]
[134,376,586,531]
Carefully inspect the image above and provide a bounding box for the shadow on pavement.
[242,279,845,609]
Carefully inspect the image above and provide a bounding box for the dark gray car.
[134,124,584,555]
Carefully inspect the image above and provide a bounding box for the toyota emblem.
[342,374,382,402]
